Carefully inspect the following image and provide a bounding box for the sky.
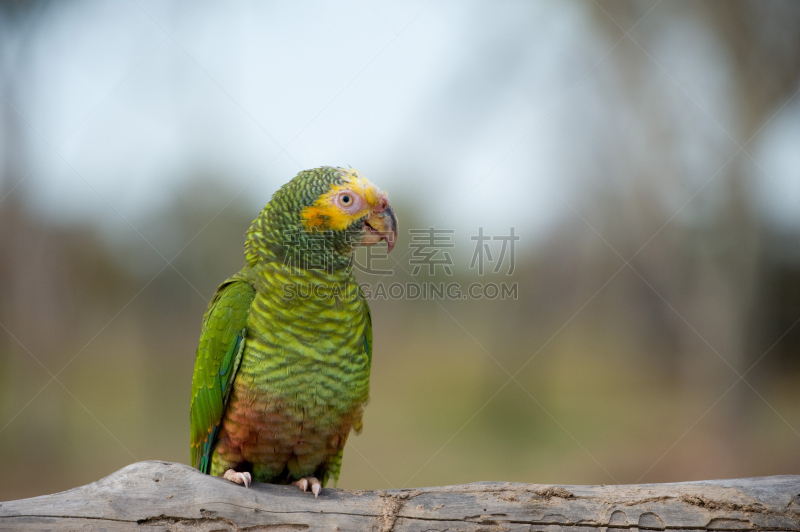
[1,0,799,250]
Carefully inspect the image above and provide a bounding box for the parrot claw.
[223,469,251,488]
[292,476,321,498]
[293,478,309,492]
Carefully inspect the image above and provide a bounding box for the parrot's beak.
[362,203,398,253]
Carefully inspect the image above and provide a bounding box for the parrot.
[189,166,398,497]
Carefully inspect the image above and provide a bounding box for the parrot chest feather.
[214,266,370,482]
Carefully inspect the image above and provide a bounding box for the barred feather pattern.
[210,262,370,486]
[193,167,375,487]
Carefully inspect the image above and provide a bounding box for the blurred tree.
[0,0,52,418]
[588,0,800,443]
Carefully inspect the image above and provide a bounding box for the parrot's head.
[245,166,398,271]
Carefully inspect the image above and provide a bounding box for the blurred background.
[1,0,799,501]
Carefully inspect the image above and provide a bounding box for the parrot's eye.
[336,191,362,212]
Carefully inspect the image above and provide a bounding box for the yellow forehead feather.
[300,168,384,231]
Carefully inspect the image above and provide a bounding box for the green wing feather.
[190,279,255,472]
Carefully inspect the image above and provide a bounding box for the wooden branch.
[1,461,798,531]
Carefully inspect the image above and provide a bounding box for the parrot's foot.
[223,469,252,488]
[292,476,322,498]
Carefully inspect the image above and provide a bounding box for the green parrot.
[189,166,398,496]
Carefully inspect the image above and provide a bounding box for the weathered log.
[1,461,798,531]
